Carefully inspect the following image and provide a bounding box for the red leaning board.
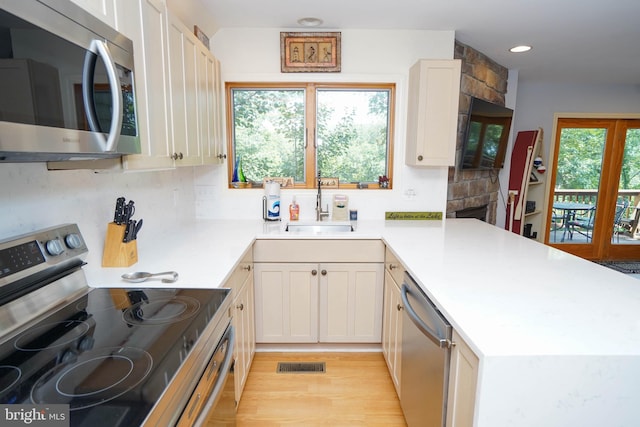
[506,129,540,234]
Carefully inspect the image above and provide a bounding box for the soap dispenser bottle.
[289,197,300,221]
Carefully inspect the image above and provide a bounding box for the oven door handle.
[193,325,235,427]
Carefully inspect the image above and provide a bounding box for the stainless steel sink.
[285,221,354,233]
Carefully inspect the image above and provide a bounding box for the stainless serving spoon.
[121,271,179,283]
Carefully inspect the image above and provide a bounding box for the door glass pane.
[613,127,640,245]
[316,89,390,183]
[550,127,605,243]
[231,89,306,183]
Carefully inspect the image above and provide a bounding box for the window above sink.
[226,82,396,190]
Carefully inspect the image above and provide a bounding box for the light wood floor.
[236,352,407,427]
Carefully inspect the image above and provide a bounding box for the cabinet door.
[446,330,479,427]
[254,263,318,343]
[166,12,201,166]
[201,54,226,165]
[118,0,174,170]
[383,270,403,397]
[405,59,461,166]
[233,273,255,403]
[319,263,384,343]
[71,0,117,28]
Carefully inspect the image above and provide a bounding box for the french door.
[545,117,640,260]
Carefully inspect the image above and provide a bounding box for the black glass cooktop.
[0,287,230,426]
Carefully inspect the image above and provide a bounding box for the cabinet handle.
[311,269,317,276]
[242,265,251,271]
[171,152,184,160]
[321,269,327,276]
[217,153,227,159]
[417,155,423,161]
[397,303,403,311]
[236,303,244,311]
[389,263,398,270]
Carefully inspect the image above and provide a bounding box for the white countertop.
[85,218,640,426]
[86,218,640,358]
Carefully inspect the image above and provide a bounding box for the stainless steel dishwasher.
[400,272,453,427]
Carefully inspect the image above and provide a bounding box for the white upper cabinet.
[201,53,226,165]
[71,0,117,28]
[406,59,461,167]
[114,0,224,170]
[117,0,174,170]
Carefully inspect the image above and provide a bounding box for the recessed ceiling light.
[297,17,323,27]
[509,45,532,53]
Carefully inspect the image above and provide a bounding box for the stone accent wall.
[447,41,510,225]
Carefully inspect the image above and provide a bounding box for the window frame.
[225,81,396,189]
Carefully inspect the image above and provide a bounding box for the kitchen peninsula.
[87,218,640,427]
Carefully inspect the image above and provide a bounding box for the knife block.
[102,222,138,267]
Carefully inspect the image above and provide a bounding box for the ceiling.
[201,0,640,85]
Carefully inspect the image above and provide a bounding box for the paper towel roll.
[264,181,281,220]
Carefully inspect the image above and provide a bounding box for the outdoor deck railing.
[553,189,640,221]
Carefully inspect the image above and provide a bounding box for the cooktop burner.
[31,346,153,410]
[0,366,21,394]
[122,295,201,325]
[15,320,91,352]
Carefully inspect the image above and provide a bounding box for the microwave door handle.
[401,283,450,348]
[82,40,123,153]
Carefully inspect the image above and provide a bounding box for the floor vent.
[277,362,326,373]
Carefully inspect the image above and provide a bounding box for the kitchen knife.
[123,219,136,243]
[122,200,135,224]
[132,218,143,240]
[113,197,126,224]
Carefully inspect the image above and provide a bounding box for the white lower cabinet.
[253,240,385,344]
[254,262,383,343]
[446,330,479,427]
[253,263,319,343]
[223,248,254,404]
[319,263,384,343]
[382,269,403,398]
[233,272,255,403]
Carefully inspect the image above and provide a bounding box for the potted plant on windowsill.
[378,175,389,188]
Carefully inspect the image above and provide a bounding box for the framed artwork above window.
[280,32,341,73]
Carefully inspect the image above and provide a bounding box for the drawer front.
[225,247,253,293]
[385,247,405,285]
[253,240,384,263]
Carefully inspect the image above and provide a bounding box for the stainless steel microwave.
[0,0,141,162]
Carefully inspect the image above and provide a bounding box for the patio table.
[552,202,595,242]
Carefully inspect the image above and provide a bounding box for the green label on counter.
[385,211,443,220]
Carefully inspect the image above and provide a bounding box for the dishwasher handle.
[401,283,452,349]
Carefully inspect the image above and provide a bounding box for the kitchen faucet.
[316,171,329,221]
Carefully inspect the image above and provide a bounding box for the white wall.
[0,164,196,271]
[195,28,457,220]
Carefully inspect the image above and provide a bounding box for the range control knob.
[45,239,65,256]
[65,233,83,249]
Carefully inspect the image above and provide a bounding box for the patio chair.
[568,209,595,241]
[621,202,640,239]
[612,199,630,243]
[549,209,563,242]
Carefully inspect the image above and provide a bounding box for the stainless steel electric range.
[0,224,234,426]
